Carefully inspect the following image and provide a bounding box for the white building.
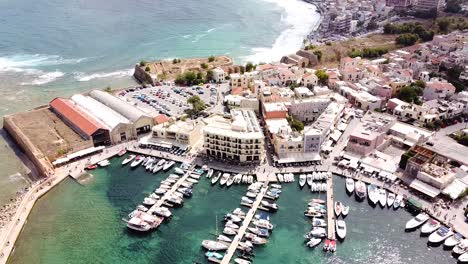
[152,119,204,147]
[203,109,265,163]
[212,68,226,83]
[288,98,331,123]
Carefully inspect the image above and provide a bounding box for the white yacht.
[122,154,135,165]
[445,233,463,248]
[453,239,468,255]
[98,159,110,167]
[299,174,306,188]
[336,220,347,239]
[421,219,441,235]
[378,188,387,207]
[345,178,354,193]
[202,240,228,251]
[163,160,175,171]
[394,194,403,209]
[220,173,230,186]
[153,207,172,218]
[387,193,396,207]
[367,184,379,205]
[405,213,430,230]
[428,226,453,243]
[130,156,144,167]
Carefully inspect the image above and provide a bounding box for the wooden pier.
[220,182,269,264]
[147,165,196,214]
[326,173,336,240]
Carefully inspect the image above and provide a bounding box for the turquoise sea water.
[9,155,455,263]
[0,0,320,205]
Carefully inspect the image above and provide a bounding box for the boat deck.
[220,182,269,264]
[147,165,196,215]
[326,174,336,240]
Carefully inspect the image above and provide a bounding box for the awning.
[407,197,423,211]
[409,179,441,198]
[442,179,468,199]
[52,146,106,166]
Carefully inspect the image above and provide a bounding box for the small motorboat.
[122,154,135,165]
[323,239,336,252]
[304,211,324,218]
[174,167,184,175]
[429,226,453,243]
[334,201,343,217]
[224,213,242,223]
[234,257,252,264]
[98,159,110,167]
[225,221,240,229]
[253,219,274,230]
[341,205,349,217]
[306,174,313,186]
[394,194,403,209]
[367,184,379,205]
[271,184,281,189]
[241,197,254,204]
[232,208,246,217]
[312,218,327,227]
[459,252,468,263]
[117,149,127,156]
[306,238,322,248]
[202,240,228,251]
[248,227,270,237]
[336,220,347,239]
[251,236,269,245]
[217,235,232,243]
[226,176,235,187]
[308,227,326,238]
[378,188,387,207]
[261,201,278,211]
[220,173,230,186]
[445,233,463,248]
[153,207,172,218]
[206,169,214,178]
[143,197,157,206]
[205,251,223,260]
[405,213,429,230]
[212,172,222,185]
[299,174,306,188]
[421,219,441,235]
[453,239,468,255]
[163,161,175,171]
[277,174,284,182]
[130,156,144,168]
[387,193,396,207]
[223,227,237,236]
[345,178,355,193]
[86,164,97,170]
[310,198,325,204]
[355,181,366,200]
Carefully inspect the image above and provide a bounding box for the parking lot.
[117,83,225,117]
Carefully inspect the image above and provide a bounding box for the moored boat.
[206,169,214,178]
[334,201,343,217]
[394,194,403,209]
[405,213,429,230]
[130,156,144,168]
[341,205,349,216]
[202,240,228,251]
[163,160,175,171]
[153,207,172,218]
[428,226,453,243]
[367,184,379,205]
[306,238,322,248]
[98,159,110,167]
[336,220,347,239]
[117,149,127,156]
[345,178,354,193]
[378,188,387,207]
[421,219,441,235]
[307,174,313,186]
[445,233,463,248]
[387,192,396,207]
[226,175,235,187]
[459,252,468,263]
[217,235,232,243]
[220,173,230,186]
[86,164,98,170]
[355,181,366,200]
[234,257,252,264]
[211,172,222,185]
[122,154,135,165]
[205,251,223,260]
[454,239,468,255]
[299,174,306,188]
[174,167,184,175]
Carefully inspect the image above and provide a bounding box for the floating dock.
[326,173,336,240]
[220,182,269,264]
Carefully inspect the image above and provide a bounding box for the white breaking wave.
[0,54,86,73]
[20,71,65,86]
[74,69,134,82]
[206,27,216,33]
[242,0,320,63]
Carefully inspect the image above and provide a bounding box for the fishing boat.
[421,219,441,235]
[98,159,110,167]
[429,226,453,243]
[130,156,144,168]
[212,172,222,185]
[405,213,429,230]
[307,174,313,186]
[336,220,347,239]
[217,235,232,243]
[345,178,355,193]
[299,174,306,188]
[355,181,366,200]
[163,160,175,171]
[453,239,468,255]
[205,251,223,260]
[117,149,127,156]
[394,194,403,209]
[342,205,349,216]
[226,176,235,187]
[86,164,98,170]
[387,193,396,207]
[334,201,343,217]
[206,169,214,178]
[122,154,135,165]
[445,233,463,248]
[367,184,379,205]
[378,188,387,207]
[306,238,322,248]
[220,173,230,186]
[153,207,172,218]
[202,240,228,251]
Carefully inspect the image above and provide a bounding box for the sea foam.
[242,0,320,63]
[20,71,65,86]
[74,69,134,82]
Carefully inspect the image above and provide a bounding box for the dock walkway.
[326,173,335,240]
[147,165,195,214]
[220,182,269,264]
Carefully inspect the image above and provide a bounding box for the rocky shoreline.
[0,187,29,232]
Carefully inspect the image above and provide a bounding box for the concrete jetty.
[326,173,335,240]
[147,165,196,214]
[220,182,269,264]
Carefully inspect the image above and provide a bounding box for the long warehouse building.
[89,90,153,135]
[71,94,135,143]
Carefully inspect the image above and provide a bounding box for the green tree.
[367,20,378,31]
[173,58,180,64]
[201,63,209,69]
[208,56,215,62]
[206,70,214,82]
[313,50,323,61]
[187,95,206,117]
[437,18,450,32]
[287,116,304,132]
[396,33,419,46]
[397,85,421,104]
[245,62,255,72]
[139,60,147,67]
[414,80,426,88]
[145,66,151,72]
[315,69,329,85]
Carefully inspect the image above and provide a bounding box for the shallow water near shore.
[9,156,455,263]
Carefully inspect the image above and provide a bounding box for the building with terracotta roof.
[50,98,111,146]
[423,79,456,100]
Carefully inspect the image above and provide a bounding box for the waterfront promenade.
[326,174,335,240]
[221,182,268,264]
